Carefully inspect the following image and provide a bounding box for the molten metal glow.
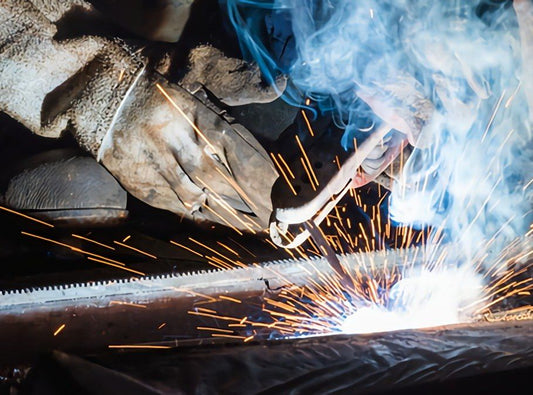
[340,266,482,334]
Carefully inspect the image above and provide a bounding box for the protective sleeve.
[0,0,145,156]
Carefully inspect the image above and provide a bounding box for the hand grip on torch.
[269,124,406,252]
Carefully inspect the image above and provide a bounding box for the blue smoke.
[225,0,532,264]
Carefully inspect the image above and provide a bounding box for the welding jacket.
[0,0,279,231]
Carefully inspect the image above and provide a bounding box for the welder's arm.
[0,0,277,231]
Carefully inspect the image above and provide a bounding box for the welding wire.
[304,221,345,279]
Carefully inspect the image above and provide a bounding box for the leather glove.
[98,71,278,232]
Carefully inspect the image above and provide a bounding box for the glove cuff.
[68,40,146,157]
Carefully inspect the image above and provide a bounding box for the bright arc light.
[340,266,483,334]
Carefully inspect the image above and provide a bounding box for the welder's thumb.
[182,45,287,106]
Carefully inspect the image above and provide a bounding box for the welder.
[1,0,531,244]
[0,0,282,232]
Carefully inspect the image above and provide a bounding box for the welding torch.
[269,124,407,278]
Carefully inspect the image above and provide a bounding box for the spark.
[21,231,126,266]
[523,177,533,191]
[72,234,115,250]
[0,205,54,227]
[481,90,506,143]
[295,135,319,186]
[188,230,531,340]
[196,307,217,314]
[216,242,240,257]
[113,240,157,259]
[219,295,242,303]
[504,81,521,108]
[300,157,317,191]
[197,327,235,334]
[189,237,241,268]
[170,240,204,257]
[270,152,298,195]
[156,83,216,152]
[87,256,146,276]
[229,237,257,257]
[109,301,147,309]
[277,154,296,179]
[195,176,259,233]
[108,345,172,349]
[211,334,246,340]
[53,324,66,336]
[202,204,245,236]
[158,323,167,329]
[214,167,258,210]
[301,109,315,136]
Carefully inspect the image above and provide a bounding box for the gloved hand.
[356,72,435,150]
[98,71,278,232]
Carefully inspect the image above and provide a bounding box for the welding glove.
[98,71,278,232]
[351,72,434,184]
[0,0,278,232]
[356,73,436,150]
[181,45,287,106]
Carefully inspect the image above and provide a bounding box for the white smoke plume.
[227,0,532,330]
[275,0,532,265]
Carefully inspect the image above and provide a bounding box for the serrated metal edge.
[0,246,427,310]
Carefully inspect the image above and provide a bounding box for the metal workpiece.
[0,246,435,364]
